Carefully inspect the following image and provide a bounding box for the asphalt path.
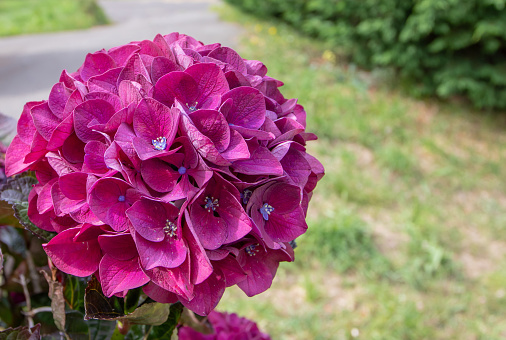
[0,0,241,119]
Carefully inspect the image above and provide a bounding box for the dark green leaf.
[65,310,89,340]
[123,325,147,340]
[84,276,125,320]
[0,324,41,340]
[63,275,87,313]
[123,288,141,314]
[148,303,183,340]
[0,175,37,205]
[87,319,116,340]
[13,202,56,242]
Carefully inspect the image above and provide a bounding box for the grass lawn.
[215,5,506,340]
[0,0,108,37]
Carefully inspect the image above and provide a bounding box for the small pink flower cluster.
[178,310,271,340]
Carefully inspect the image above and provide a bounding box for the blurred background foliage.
[0,0,108,37]
[224,0,506,110]
[216,4,506,339]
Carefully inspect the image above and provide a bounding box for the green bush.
[225,0,506,110]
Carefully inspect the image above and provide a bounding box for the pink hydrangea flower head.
[5,32,324,315]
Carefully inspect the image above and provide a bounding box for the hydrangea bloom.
[5,32,324,315]
[178,310,271,340]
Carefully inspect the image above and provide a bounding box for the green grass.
[0,0,108,37]
[215,4,506,339]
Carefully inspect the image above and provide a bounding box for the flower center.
[241,189,252,205]
[118,195,126,202]
[260,203,274,221]
[178,166,187,175]
[163,220,177,238]
[204,196,219,212]
[152,137,167,151]
[187,102,198,112]
[245,244,260,257]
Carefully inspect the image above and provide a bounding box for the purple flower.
[178,310,271,340]
[5,32,324,315]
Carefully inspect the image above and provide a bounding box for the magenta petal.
[16,103,38,144]
[43,227,101,277]
[73,223,107,242]
[218,191,252,244]
[48,83,73,120]
[280,147,311,188]
[108,44,140,66]
[188,110,230,152]
[208,47,247,74]
[140,158,180,193]
[98,233,137,260]
[100,255,149,297]
[80,52,116,81]
[222,87,266,129]
[214,256,247,287]
[183,211,213,285]
[133,98,179,148]
[180,270,225,316]
[153,71,198,107]
[144,261,193,300]
[143,282,178,304]
[118,53,150,84]
[230,125,274,141]
[264,182,301,213]
[126,199,171,242]
[59,172,88,200]
[37,180,56,214]
[88,67,123,94]
[83,141,108,175]
[135,232,187,270]
[220,129,249,162]
[232,142,283,176]
[151,56,181,84]
[190,203,227,250]
[31,102,60,142]
[180,114,230,166]
[47,114,74,150]
[5,136,34,177]
[185,63,229,103]
[266,207,308,243]
[74,99,115,143]
[89,178,139,231]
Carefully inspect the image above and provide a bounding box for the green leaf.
[87,319,116,340]
[0,175,37,205]
[0,324,41,340]
[118,302,171,326]
[148,303,184,339]
[64,275,87,314]
[124,287,142,314]
[0,173,56,242]
[65,310,89,340]
[13,201,56,242]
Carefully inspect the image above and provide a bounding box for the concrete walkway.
[0,0,242,119]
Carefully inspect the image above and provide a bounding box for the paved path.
[0,0,242,119]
